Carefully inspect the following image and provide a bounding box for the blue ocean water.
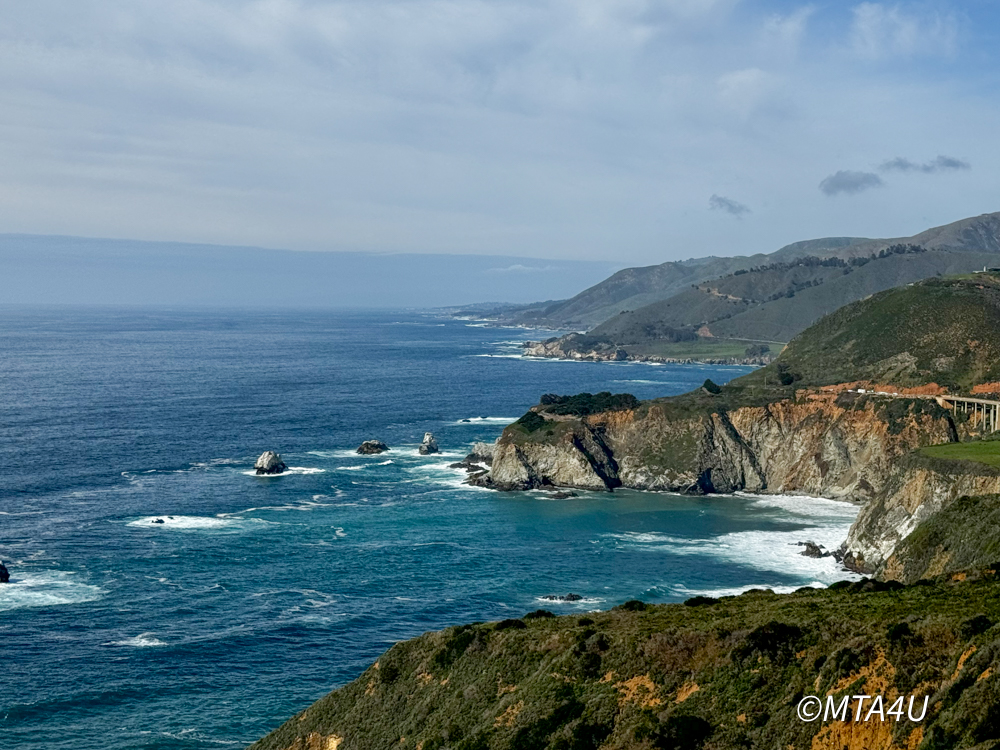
[0,308,858,749]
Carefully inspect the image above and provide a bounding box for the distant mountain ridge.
[509,212,1000,331]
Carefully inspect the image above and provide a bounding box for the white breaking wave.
[110,633,168,648]
[127,515,275,532]
[451,416,516,425]
[0,569,105,612]
[335,465,367,471]
[241,466,325,477]
[534,596,604,606]
[605,492,860,588]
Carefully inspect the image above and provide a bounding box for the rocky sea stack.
[356,440,389,455]
[418,432,439,455]
[254,451,287,475]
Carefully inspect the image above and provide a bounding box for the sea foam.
[0,570,105,612]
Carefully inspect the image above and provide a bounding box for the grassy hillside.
[737,272,1000,392]
[507,212,1000,331]
[881,495,1000,584]
[251,574,1000,750]
[589,248,1000,347]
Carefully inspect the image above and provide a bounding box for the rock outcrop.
[357,440,389,455]
[0,561,9,583]
[418,433,439,455]
[474,392,958,500]
[254,451,287,475]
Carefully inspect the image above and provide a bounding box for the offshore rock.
[797,541,828,558]
[254,451,287,475]
[0,561,9,583]
[357,440,389,455]
[418,433,439,455]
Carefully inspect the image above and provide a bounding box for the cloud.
[819,171,884,196]
[850,2,958,59]
[709,194,751,217]
[879,155,971,173]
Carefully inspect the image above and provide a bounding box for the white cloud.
[0,1,993,264]
[850,2,958,59]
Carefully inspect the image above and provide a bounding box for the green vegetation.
[921,441,1000,469]
[622,338,763,360]
[539,392,640,417]
[882,495,1000,584]
[701,379,721,395]
[252,573,1000,750]
[735,273,1000,392]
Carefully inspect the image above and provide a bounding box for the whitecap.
[603,494,860,586]
[335,465,367,471]
[451,416,517,425]
[241,466,325,477]
[110,633,168,648]
[0,570,105,612]
[127,515,275,532]
[534,596,604,606]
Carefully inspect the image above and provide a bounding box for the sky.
[1,0,999,265]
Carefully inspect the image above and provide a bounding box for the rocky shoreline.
[459,389,1000,580]
[521,338,775,366]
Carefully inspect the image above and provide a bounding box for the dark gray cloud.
[819,170,884,196]
[879,155,971,173]
[709,194,751,217]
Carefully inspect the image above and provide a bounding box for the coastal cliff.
[475,391,960,501]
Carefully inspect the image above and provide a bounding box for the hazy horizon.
[1,2,998,266]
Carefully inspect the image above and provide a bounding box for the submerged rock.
[418,433,439,455]
[541,593,583,602]
[152,518,165,524]
[547,491,578,499]
[357,440,389,455]
[255,451,287,475]
[0,561,9,583]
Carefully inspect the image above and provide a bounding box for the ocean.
[0,308,858,749]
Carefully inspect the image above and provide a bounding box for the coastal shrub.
[539,392,640,417]
[961,615,994,639]
[615,599,648,612]
[576,617,594,626]
[701,379,721,395]
[515,411,547,433]
[524,609,556,620]
[683,596,719,607]
[495,618,527,631]
[744,344,770,357]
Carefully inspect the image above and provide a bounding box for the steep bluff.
[477,392,959,502]
[474,391,1000,576]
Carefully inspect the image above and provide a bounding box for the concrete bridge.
[849,389,1000,433]
[934,395,1000,434]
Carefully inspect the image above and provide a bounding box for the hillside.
[251,573,1000,750]
[506,212,1000,333]
[743,271,1000,392]
[590,248,1000,345]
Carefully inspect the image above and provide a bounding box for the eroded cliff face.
[478,393,957,504]
[474,392,1000,575]
[848,466,1000,577]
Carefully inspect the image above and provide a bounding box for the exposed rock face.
[357,440,389,455]
[255,451,287,475]
[797,541,828,558]
[476,393,957,500]
[418,433,439,455]
[0,561,9,583]
[844,460,1000,574]
[474,392,1000,572]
